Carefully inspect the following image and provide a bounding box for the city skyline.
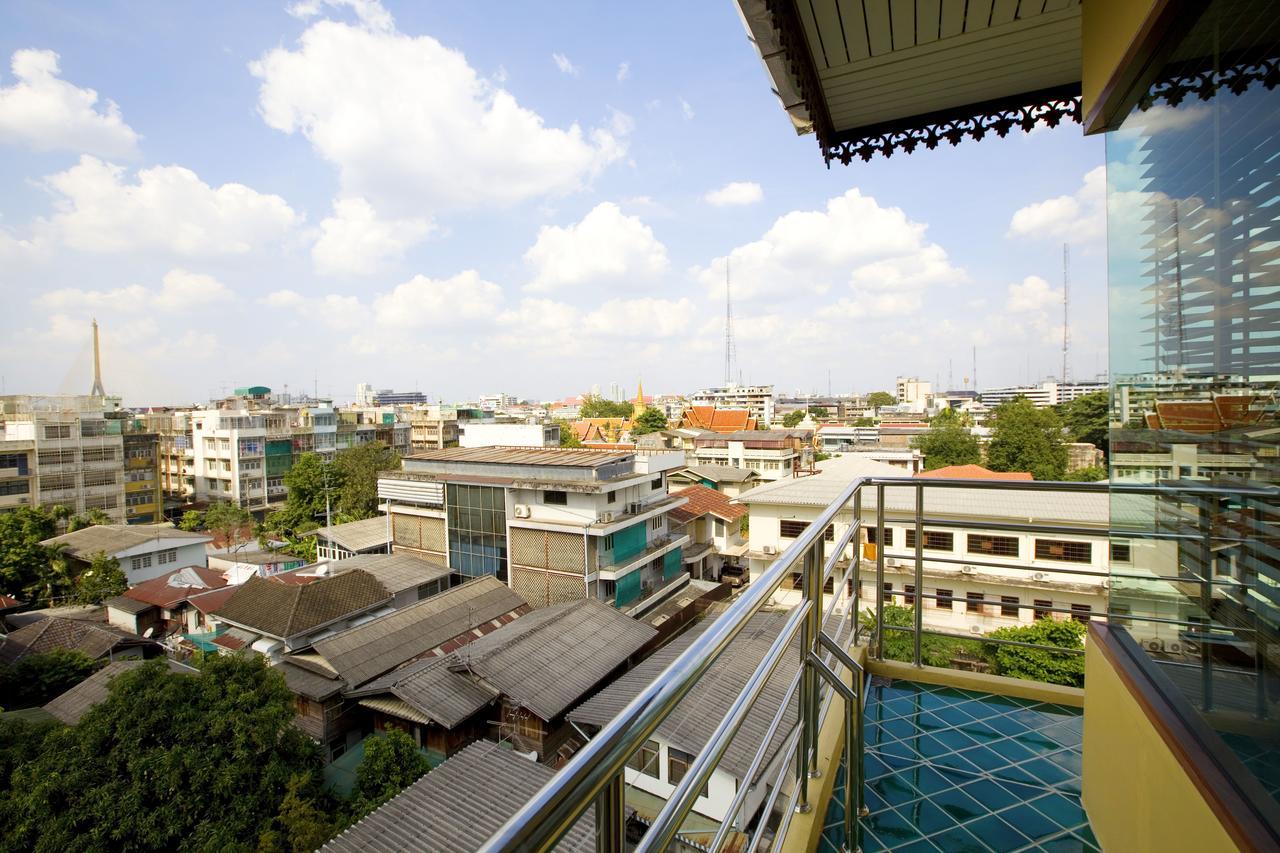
[1,0,1105,405]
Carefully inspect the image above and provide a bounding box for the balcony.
[470,476,1280,853]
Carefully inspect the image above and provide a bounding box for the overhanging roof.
[737,0,1083,163]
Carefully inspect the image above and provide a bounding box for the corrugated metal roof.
[357,696,433,726]
[353,655,499,728]
[570,611,798,782]
[330,552,449,596]
[405,446,632,467]
[40,524,210,559]
[276,660,344,701]
[312,516,391,552]
[675,464,758,483]
[452,599,657,721]
[321,739,595,853]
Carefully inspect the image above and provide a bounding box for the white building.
[41,524,213,585]
[478,393,518,412]
[690,384,775,426]
[894,377,933,413]
[378,447,690,612]
[688,431,800,482]
[813,423,881,450]
[355,383,376,406]
[459,421,560,448]
[980,381,1108,408]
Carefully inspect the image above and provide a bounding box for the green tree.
[555,419,582,448]
[630,407,669,436]
[809,406,829,420]
[0,716,58,789]
[331,441,399,519]
[351,728,431,818]
[65,508,112,533]
[0,506,59,601]
[912,410,982,470]
[866,391,895,409]
[177,510,205,532]
[781,411,806,428]
[1057,391,1110,455]
[863,605,985,667]
[73,552,127,605]
[0,649,101,709]
[986,397,1068,480]
[987,619,1086,687]
[256,773,337,853]
[1064,465,1107,482]
[204,501,255,556]
[0,655,320,851]
[579,395,634,419]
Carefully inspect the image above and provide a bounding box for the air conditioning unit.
[513,504,531,519]
[970,625,983,634]
[884,557,899,568]
[1032,572,1047,581]
[628,502,644,515]
[1168,642,1182,654]
[762,545,777,556]
[961,565,976,575]
[599,511,614,523]
[1146,638,1165,653]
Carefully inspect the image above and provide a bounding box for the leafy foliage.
[351,728,431,819]
[0,655,321,852]
[912,409,982,470]
[204,501,255,555]
[0,717,58,789]
[630,407,669,436]
[986,398,1068,480]
[781,411,806,428]
[864,605,987,668]
[1057,391,1110,455]
[987,619,1086,687]
[177,510,205,532]
[65,509,112,533]
[1064,465,1107,482]
[256,773,340,853]
[0,650,101,710]
[866,391,896,409]
[73,552,127,605]
[555,419,582,447]
[0,506,59,602]
[579,395,634,419]
[330,441,400,519]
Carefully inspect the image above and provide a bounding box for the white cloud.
[250,8,627,212]
[524,202,669,292]
[287,0,393,30]
[1007,166,1105,244]
[1005,275,1062,314]
[693,187,965,302]
[38,268,234,313]
[704,181,763,207]
[372,270,504,328]
[552,53,578,75]
[680,98,694,120]
[0,49,139,158]
[616,62,629,82]
[42,155,301,255]
[582,297,693,338]
[312,197,433,275]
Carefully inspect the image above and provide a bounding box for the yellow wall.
[1081,0,1158,127]
[1082,640,1240,851]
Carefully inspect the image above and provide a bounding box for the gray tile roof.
[406,446,631,467]
[570,610,798,782]
[312,516,392,553]
[40,524,210,559]
[0,616,148,664]
[42,659,197,724]
[676,464,758,483]
[331,552,450,596]
[276,660,344,701]
[349,655,499,728]
[103,595,155,615]
[451,599,657,721]
[214,570,391,640]
[321,739,595,853]
[311,577,527,688]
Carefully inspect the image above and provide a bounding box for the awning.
[358,696,433,726]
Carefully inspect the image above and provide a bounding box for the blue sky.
[0,0,1106,406]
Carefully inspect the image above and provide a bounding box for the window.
[628,739,660,778]
[603,533,614,550]
[714,518,726,538]
[904,584,916,606]
[0,480,29,497]
[649,516,662,532]
[1035,539,1092,563]
[651,476,663,489]
[966,592,983,613]
[1034,599,1053,620]
[905,529,954,551]
[1110,542,1132,563]
[157,548,177,565]
[1071,604,1093,624]
[668,747,694,785]
[607,491,616,504]
[131,554,152,572]
[780,520,808,538]
[543,490,567,505]
[866,527,893,546]
[968,534,1019,558]
[446,483,508,580]
[125,492,151,507]
[882,582,894,603]
[1000,596,1020,617]
[935,588,954,609]
[43,424,71,440]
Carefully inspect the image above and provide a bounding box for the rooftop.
[349,655,500,729]
[404,446,632,467]
[321,739,595,853]
[674,463,759,484]
[214,570,391,640]
[0,616,149,665]
[327,552,450,596]
[916,465,1034,481]
[310,516,392,552]
[668,483,749,524]
[43,659,197,725]
[41,524,210,559]
[119,566,227,609]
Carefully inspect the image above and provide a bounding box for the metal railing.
[481,475,1278,853]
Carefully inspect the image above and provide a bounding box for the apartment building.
[688,430,801,482]
[378,446,690,611]
[122,431,163,524]
[979,380,1108,408]
[0,438,36,514]
[459,421,560,448]
[1,395,128,523]
[894,377,933,412]
[689,384,775,426]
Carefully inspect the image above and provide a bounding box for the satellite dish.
[142,627,155,638]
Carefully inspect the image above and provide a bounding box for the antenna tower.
[89,318,106,397]
[724,258,737,386]
[1062,243,1071,383]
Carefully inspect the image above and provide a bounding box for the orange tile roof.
[679,406,757,433]
[667,484,748,524]
[915,465,1033,481]
[124,566,228,609]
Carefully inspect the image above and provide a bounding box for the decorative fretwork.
[824,94,1082,164]
[1140,56,1280,111]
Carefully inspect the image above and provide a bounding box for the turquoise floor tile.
[1028,792,1086,829]
[925,824,988,852]
[999,801,1061,842]
[963,813,1030,850]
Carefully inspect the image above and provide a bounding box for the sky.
[0,0,1108,407]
